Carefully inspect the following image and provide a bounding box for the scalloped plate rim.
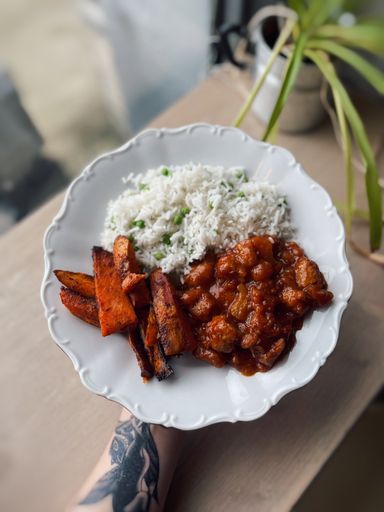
[40,123,353,430]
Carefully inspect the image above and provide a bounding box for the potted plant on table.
[233,0,384,261]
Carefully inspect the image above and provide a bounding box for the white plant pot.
[250,19,326,133]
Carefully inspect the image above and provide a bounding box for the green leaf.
[315,24,384,56]
[306,0,344,30]
[356,16,384,27]
[262,32,307,141]
[287,0,305,14]
[306,49,382,250]
[233,16,297,127]
[267,117,280,144]
[333,86,355,235]
[343,0,366,12]
[288,0,306,26]
[308,39,384,93]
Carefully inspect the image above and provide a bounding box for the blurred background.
[0,0,269,234]
[0,1,383,510]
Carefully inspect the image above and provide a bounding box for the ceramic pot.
[218,6,326,133]
[250,16,326,133]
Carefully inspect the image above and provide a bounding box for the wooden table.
[1,67,383,512]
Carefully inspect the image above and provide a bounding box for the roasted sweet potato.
[113,235,150,307]
[143,307,159,348]
[54,269,149,306]
[93,246,137,336]
[137,308,173,381]
[150,269,197,356]
[122,272,147,293]
[59,287,99,327]
[147,342,174,381]
[54,270,95,298]
[127,328,153,382]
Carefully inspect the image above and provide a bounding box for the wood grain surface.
[0,66,383,512]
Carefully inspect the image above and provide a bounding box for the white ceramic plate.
[41,124,353,430]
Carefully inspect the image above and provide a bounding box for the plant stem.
[233,17,297,128]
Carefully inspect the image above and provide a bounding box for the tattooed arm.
[68,409,182,512]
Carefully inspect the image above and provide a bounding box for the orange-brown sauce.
[179,235,333,376]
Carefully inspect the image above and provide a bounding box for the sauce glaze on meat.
[180,235,333,376]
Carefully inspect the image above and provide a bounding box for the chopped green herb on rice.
[101,163,293,276]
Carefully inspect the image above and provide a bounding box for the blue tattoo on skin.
[79,418,159,512]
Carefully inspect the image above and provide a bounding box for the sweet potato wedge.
[137,308,173,381]
[54,270,95,298]
[150,269,197,356]
[93,246,137,336]
[148,342,174,381]
[143,306,159,348]
[113,235,150,308]
[122,272,147,294]
[59,287,99,327]
[127,328,153,382]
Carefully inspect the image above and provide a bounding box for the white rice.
[101,163,293,276]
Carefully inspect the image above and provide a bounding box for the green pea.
[180,207,190,216]
[161,167,171,176]
[237,191,246,198]
[154,251,165,261]
[173,214,183,225]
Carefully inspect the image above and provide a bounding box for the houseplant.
[234,0,384,258]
